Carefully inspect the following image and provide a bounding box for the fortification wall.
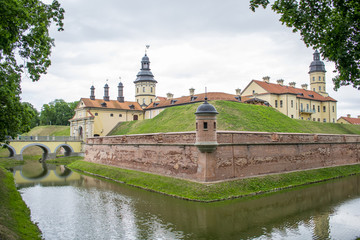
[84,131,360,182]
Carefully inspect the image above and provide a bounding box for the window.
[95,113,98,116]
[318,118,320,122]
[301,103,303,110]
[323,77,325,81]
[275,100,278,108]
[333,119,335,123]
[143,98,145,104]
[291,115,294,118]
[323,106,326,112]
[143,87,145,92]
[214,122,216,130]
[319,86,321,91]
[137,88,139,93]
[323,118,326,122]
[151,87,153,93]
[280,100,283,108]
[196,122,198,131]
[313,105,315,112]
[319,76,321,81]
[318,106,320,112]
[137,99,139,103]
[306,104,309,110]
[150,99,153,103]
[313,88,315,91]
[291,100,293,108]
[313,77,315,81]
[119,114,122,117]
[313,118,316,121]
[332,106,335,112]
[203,122,208,130]
[252,90,255,94]
[110,113,114,117]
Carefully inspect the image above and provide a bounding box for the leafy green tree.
[0,0,64,142]
[22,102,40,128]
[250,0,360,90]
[40,99,78,126]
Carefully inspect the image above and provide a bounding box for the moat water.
[9,161,360,240]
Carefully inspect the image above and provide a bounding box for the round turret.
[194,98,218,153]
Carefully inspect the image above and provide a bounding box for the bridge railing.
[9,136,82,142]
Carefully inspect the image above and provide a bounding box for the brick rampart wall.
[84,131,360,182]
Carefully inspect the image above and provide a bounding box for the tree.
[0,0,64,142]
[22,102,40,129]
[249,0,360,90]
[40,99,78,126]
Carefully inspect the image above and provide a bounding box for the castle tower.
[134,53,157,108]
[194,98,218,153]
[309,50,328,96]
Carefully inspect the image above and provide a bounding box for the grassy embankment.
[0,160,42,239]
[68,160,360,202]
[110,100,360,135]
[0,156,81,239]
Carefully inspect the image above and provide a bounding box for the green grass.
[0,167,42,239]
[68,160,360,202]
[46,156,84,165]
[110,101,360,135]
[22,125,70,136]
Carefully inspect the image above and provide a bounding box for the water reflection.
[12,161,360,240]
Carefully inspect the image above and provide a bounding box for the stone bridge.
[2,136,83,160]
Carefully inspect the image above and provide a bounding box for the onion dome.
[309,50,326,73]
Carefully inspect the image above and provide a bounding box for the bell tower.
[134,47,157,108]
[309,50,327,96]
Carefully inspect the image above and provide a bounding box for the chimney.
[263,76,270,83]
[235,88,241,96]
[358,115,360,118]
[289,82,296,88]
[277,79,284,86]
[189,88,195,96]
[117,82,124,102]
[166,92,174,100]
[90,85,95,100]
[301,84,308,90]
[103,83,110,101]
[347,114,351,118]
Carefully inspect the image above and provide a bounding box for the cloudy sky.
[21,0,359,118]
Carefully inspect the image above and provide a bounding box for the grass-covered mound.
[22,125,70,136]
[110,101,360,135]
[68,160,360,202]
[0,166,42,239]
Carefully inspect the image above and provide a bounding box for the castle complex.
[70,50,337,140]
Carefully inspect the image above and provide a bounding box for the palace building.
[240,50,337,123]
[70,50,338,140]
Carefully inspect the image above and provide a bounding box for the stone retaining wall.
[84,131,360,182]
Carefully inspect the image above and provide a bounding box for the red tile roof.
[146,92,241,109]
[338,117,360,125]
[80,98,143,111]
[248,80,337,102]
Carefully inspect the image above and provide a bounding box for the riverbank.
[0,163,42,240]
[68,160,360,202]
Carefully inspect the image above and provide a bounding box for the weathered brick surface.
[84,131,360,182]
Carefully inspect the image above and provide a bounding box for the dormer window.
[191,96,198,101]
[129,104,135,109]
[101,102,107,107]
[171,100,178,104]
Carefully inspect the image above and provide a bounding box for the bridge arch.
[20,143,52,161]
[54,144,74,157]
[0,144,16,158]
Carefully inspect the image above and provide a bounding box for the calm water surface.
[10,161,360,240]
